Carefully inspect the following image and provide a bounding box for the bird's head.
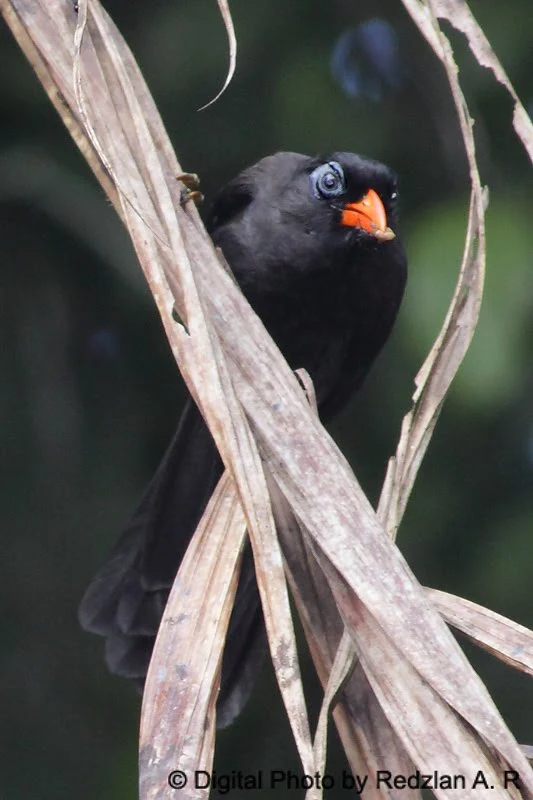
[208,151,404,291]
[307,152,397,242]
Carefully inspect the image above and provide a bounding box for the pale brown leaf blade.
[378,132,486,537]
[319,556,525,800]
[431,0,533,164]
[335,664,421,800]
[198,0,237,110]
[269,464,533,796]
[245,505,318,790]
[168,286,317,779]
[267,420,413,797]
[140,473,247,800]
[268,434,419,799]
[380,0,487,539]
[429,589,533,677]
[312,630,421,800]
[269,453,499,773]
[267,479,344,800]
[310,632,352,797]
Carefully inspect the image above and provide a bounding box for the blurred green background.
[1,1,533,797]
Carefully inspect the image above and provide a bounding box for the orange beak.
[341,189,395,241]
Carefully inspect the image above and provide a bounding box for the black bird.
[79,151,407,726]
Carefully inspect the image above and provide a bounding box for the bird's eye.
[311,161,346,199]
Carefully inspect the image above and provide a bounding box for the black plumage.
[79,151,407,726]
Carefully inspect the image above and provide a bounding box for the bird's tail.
[79,398,265,727]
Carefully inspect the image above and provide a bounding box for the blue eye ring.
[311,161,347,200]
